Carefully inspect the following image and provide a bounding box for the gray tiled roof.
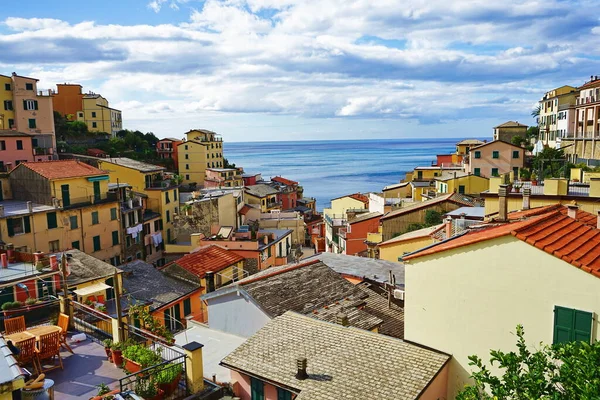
[245,184,279,198]
[103,157,165,172]
[221,312,449,400]
[0,338,23,387]
[65,249,122,287]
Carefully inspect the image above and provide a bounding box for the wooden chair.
[57,313,74,354]
[4,316,26,334]
[36,332,63,373]
[15,337,40,375]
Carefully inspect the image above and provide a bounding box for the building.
[161,245,245,323]
[433,171,489,196]
[256,211,306,246]
[0,73,56,156]
[271,176,299,209]
[221,312,450,400]
[0,337,25,398]
[178,129,223,186]
[466,139,525,178]
[97,157,179,245]
[174,191,239,238]
[5,160,121,263]
[455,139,485,156]
[244,184,280,212]
[338,211,381,256]
[107,183,147,265]
[378,224,443,263]
[323,193,369,253]
[538,85,578,149]
[120,259,202,332]
[202,259,405,339]
[156,138,183,169]
[402,203,600,399]
[204,168,243,188]
[493,120,527,143]
[241,173,261,186]
[0,130,54,172]
[50,83,84,118]
[142,207,164,266]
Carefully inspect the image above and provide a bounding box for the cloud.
[2,0,599,140]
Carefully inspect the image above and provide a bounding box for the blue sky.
[1,0,599,141]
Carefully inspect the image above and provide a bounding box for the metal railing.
[72,300,114,342]
[0,296,59,331]
[62,192,118,209]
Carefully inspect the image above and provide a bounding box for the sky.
[1,0,599,142]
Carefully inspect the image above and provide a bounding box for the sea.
[224,138,460,211]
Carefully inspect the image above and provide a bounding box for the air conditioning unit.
[393,289,405,301]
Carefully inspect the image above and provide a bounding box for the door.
[105,277,114,301]
[61,184,70,207]
[93,181,101,202]
[173,304,181,328]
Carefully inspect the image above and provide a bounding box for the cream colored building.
[403,204,600,399]
[78,94,122,137]
[178,129,224,187]
[538,86,578,149]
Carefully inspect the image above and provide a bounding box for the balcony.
[33,147,54,156]
[324,214,347,227]
[157,147,174,152]
[121,197,143,211]
[145,180,178,190]
[61,192,118,209]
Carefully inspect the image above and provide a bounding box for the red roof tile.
[167,245,244,278]
[272,176,298,186]
[239,205,252,215]
[19,160,107,180]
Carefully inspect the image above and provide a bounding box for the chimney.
[444,216,453,238]
[295,358,308,380]
[335,312,349,327]
[567,203,578,220]
[1,253,7,268]
[27,201,33,213]
[205,271,215,293]
[522,188,531,210]
[498,184,509,221]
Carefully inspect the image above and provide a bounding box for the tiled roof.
[164,245,244,278]
[404,206,600,279]
[382,182,409,191]
[0,130,31,137]
[101,157,165,172]
[0,338,23,387]
[579,79,600,89]
[379,224,443,247]
[494,120,527,128]
[239,204,253,215]
[272,176,298,186]
[332,193,369,204]
[245,184,279,198]
[456,139,485,145]
[221,312,449,400]
[64,249,122,287]
[470,139,525,151]
[381,192,481,221]
[348,211,381,224]
[19,160,107,180]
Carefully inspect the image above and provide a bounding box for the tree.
[224,158,236,169]
[457,325,600,400]
[511,135,526,147]
[531,105,541,119]
[424,210,442,226]
[532,147,566,179]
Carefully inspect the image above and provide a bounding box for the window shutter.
[183,298,191,316]
[23,100,27,109]
[573,310,593,342]
[24,216,31,233]
[553,306,573,344]
[7,219,14,237]
[34,100,38,110]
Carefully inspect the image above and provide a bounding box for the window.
[165,192,170,204]
[512,150,520,159]
[4,83,10,91]
[474,168,481,176]
[250,377,264,400]
[3,100,12,111]
[47,212,58,229]
[173,189,177,198]
[553,306,592,344]
[91,211,99,225]
[183,298,191,316]
[49,240,60,252]
[472,150,481,159]
[491,168,499,177]
[25,83,33,90]
[71,240,80,250]
[277,388,292,400]
[7,216,31,236]
[513,167,519,178]
[207,163,210,168]
[110,207,117,221]
[28,119,36,129]
[8,119,14,129]
[186,174,190,180]
[93,235,101,252]
[78,112,83,118]
[91,111,96,118]
[492,151,499,159]
[126,236,131,248]
[16,140,22,150]
[185,154,189,159]
[0,141,5,151]
[32,138,38,147]
[92,122,97,128]
[458,185,465,195]
[186,164,189,170]
[23,99,38,110]
[267,245,272,258]
[112,231,119,246]
[185,145,188,150]
[166,210,170,223]
[69,216,78,229]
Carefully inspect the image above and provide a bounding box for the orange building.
[156,138,182,169]
[51,84,84,119]
[339,212,382,256]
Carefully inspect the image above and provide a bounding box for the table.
[5,326,62,345]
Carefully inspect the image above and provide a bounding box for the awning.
[73,282,111,297]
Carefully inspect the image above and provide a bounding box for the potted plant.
[102,339,113,360]
[2,301,23,317]
[90,383,119,400]
[25,297,37,306]
[97,305,107,313]
[513,183,522,193]
[127,191,134,208]
[110,341,125,367]
[134,378,164,400]
[123,345,163,374]
[156,363,183,396]
[531,172,538,186]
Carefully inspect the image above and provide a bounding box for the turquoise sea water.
[225,138,460,210]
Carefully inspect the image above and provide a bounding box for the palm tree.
[531,105,540,119]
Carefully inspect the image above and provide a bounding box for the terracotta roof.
[456,139,485,145]
[494,120,527,128]
[404,206,600,279]
[163,245,244,278]
[272,176,298,186]
[239,204,253,215]
[331,192,369,204]
[381,192,481,221]
[579,79,600,90]
[470,139,526,151]
[19,160,107,180]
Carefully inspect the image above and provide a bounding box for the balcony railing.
[33,147,54,156]
[61,192,118,209]
[145,180,177,190]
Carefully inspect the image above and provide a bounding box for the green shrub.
[123,344,163,368]
[155,363,183,384]
[1,301,23,311]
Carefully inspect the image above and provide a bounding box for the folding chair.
[15,337,40,375]
[57,313,74,354]
[36,332,63,373]
[4,316,26,334]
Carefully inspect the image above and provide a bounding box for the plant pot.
[143,389,164,400]
[111,349,123,367]
[531,180,538,186]
[104,347,112,360]
[90,389,120,400]
[158,373,181,397]
[124,358,142,374]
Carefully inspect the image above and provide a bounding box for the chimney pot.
[335,312,349,327]
[498,184,509,221]
[522,188,531,210]
[296,357,308,380]
[444,216,453,238]
[205,271,216,293]
[567,204,578,220]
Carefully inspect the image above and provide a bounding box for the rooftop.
[163,245,244,279]
[64,249,122,287]
[207,168,238,173]
[445,206,486,219]
[381,192,482,221]
[494,120,527,128]
[19,160,107,180]
[456,139,486,145]
[0,130,32,137]
[0,337,23,387]
[121,260,200,311]
[413,166,463,170]
[245,184,279,198]
[470,139,526,151]
[382,182,409,191]
[410,181,433,187]
[271,176,298,186]
[102,157,165,173]
[0,199,55,217]
[435,171,482,182]
[221,312,449,400]
[348,211,382,224]
[379,224,444,247]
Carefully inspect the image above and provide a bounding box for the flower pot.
[124,358,142,374]
[111,349,123,367]
[531,180,538,186]
[90,389,120,400]
[158,373,181,397]
[104,347,112,360]
[143,388,164,400]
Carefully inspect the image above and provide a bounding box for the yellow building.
[4,160,121,263]
[0,75,15,131]
[403,204,600,399]
[178,129,224,186]
[378,224,442,263]
[434,171,489,196]
[97,158,179,244]
[244,184,280,212]
[78,93,122,137]
[455,139,485,156]
[492,120,527,143]
[538,85,578,148]
[323,193,369,253]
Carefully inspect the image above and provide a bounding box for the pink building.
[0,130,52,171]
[204,168,243,188]
[466,139,526,178]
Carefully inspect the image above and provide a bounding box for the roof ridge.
[239,259,322,285]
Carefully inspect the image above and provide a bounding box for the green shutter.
[34,100,38,110]
[474,168,480,176]
[251,378,264,400]
[47,212,57,229]
[23,216,31,233]
[174,303,181,325]
[277,388,292,400]
[164,309,170,328]
[7,219,14,237]
[22,100,27,109]
[573,309,593,342]
[93,236,101,252]
[111,208,117,220]
[92,211,99,224]
[554,306,593,344]
[183,298,191,316]
[112,231,119,246]
[72,241,80,250]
